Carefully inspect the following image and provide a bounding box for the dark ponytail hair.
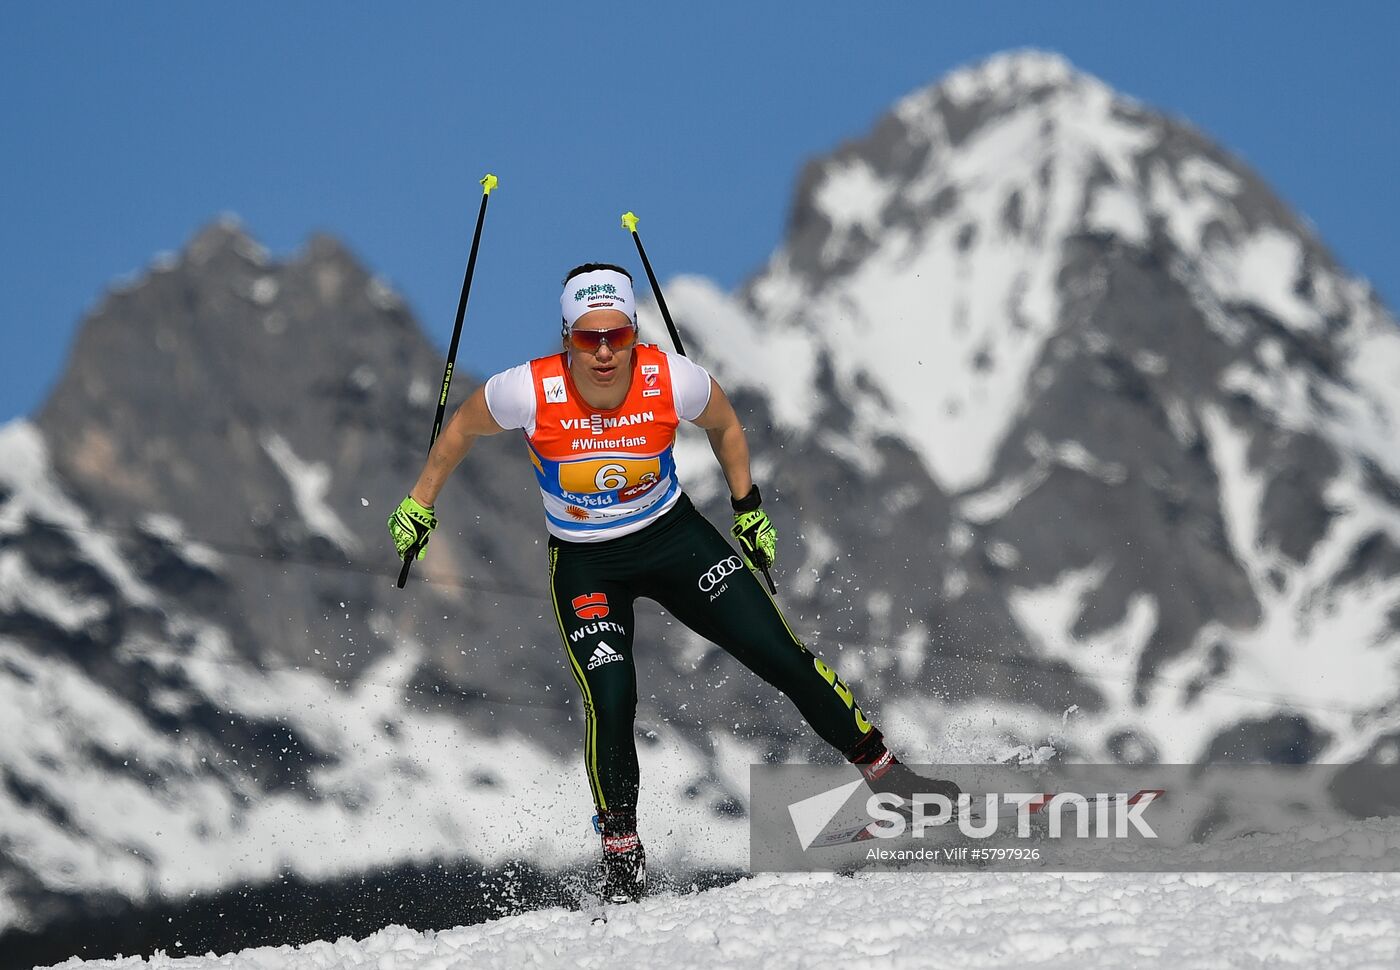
[562,262,634,285]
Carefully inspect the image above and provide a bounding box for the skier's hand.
[732,508,777,569]
[731,485,777,571]
[388,494,437,561]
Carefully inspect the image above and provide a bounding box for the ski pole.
[620,211,777,595]
[398,172,499,590]
[620,212,688,357]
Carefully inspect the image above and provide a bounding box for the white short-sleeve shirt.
[484,350,712,435]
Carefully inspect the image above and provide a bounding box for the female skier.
[389,263,944,901]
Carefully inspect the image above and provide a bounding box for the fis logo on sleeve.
[542,376,567,404]
[572,592,610,620]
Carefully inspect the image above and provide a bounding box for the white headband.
[561,269,636,330]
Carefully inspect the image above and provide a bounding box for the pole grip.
[758,562,777,595]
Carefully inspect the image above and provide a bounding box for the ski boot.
[596,809,646,904]
[846,728,961,815]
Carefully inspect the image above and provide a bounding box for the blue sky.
[4,3,1398,422]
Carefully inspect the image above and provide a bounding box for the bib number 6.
[595,463,628,490]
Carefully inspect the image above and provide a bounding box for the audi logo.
[698,555,744,591]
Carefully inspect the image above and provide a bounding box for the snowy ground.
[45,819,1400,970]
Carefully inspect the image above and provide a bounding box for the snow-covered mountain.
[4,48,1400,956]
[664,49,1400,766]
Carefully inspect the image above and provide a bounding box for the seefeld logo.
[698,555,744,592]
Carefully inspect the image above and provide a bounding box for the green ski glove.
[388,494,437,561]
[730,484,777,571]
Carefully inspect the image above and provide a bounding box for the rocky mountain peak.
[296,231,369,272]
[182,214,270,269]
[898,48,1093,122]
[47,221,402,402]
[32,218,434,538]
[703,50,1400,500]
[778,50,1132,274]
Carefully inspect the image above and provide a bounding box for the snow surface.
[937,49,1077,109]
[815,158,895,243]
[0,548,110,632]
[1085,182,1149,245]
[260,432,360,552]
[44,817,1400,969]
[0,420,156,607]
[139,514,224,570]
[1205,228,1321,334]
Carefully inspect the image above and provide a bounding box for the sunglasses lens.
[571,324,636,352]
[569,330,602,352]
[606,325,637,351]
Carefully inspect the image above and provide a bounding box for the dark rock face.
[35,222,551,682]
[1202,714,1332,764]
